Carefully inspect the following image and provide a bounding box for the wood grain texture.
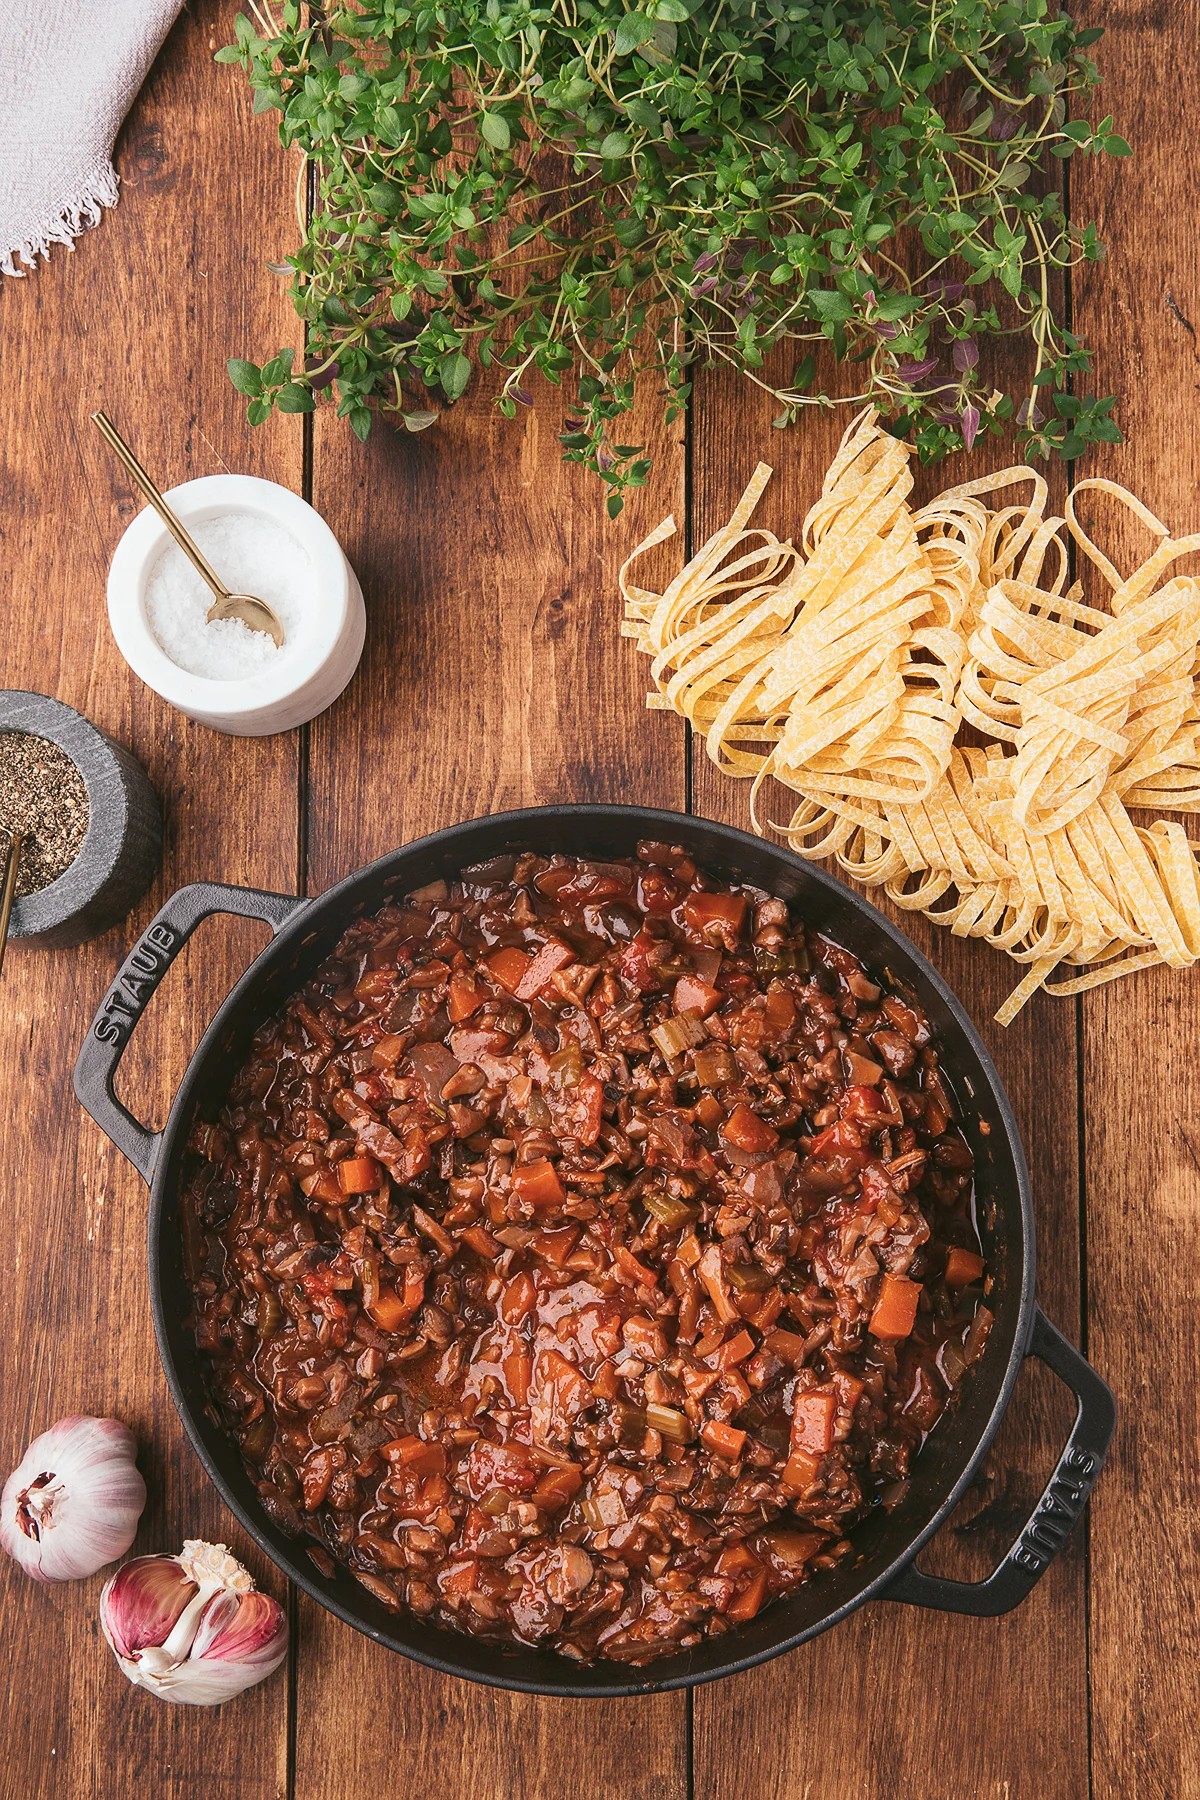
[0,5,300,1796]
[684,359,1087,1800]
[295,379,688,1795]
[1072,8,1200,1796]
[3,0,1197,1793]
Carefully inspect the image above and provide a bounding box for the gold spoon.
[0,832,24,978]
[91,411,285,647]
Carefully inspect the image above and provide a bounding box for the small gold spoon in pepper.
[0,832,25,977]
[91,411,285,646]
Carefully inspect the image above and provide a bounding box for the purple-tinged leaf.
[952,338,979,371]
[896,357,939,381]
[924,278,965,303]
[961,404,981,450]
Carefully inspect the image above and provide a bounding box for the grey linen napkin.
[0,0,183,276]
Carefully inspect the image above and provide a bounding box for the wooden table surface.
[2,3,1196,1796]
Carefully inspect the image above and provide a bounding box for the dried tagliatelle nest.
[620,410,1200,1022]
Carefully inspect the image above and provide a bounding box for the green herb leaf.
[480,112,510,150]
[440,350,472,400]
[277,381,315,413]
[614,12,656,56]
[227,357,262,397]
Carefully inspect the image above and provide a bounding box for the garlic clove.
[0,1416,146,1582]
[100,1541,288,1707]
[99,1554,197,1659]
[194,1589,287,1666]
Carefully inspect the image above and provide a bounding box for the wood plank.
[686,362,1088,1799]
[1071,9,1200,1795]
[0,5,300,1795]
[297,378,688,1789]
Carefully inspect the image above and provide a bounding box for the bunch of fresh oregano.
[220,0,1127,512]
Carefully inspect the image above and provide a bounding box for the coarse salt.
[143,512,315,680]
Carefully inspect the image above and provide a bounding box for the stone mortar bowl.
[0,690,161,947]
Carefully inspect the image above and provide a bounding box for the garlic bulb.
[100,1540,288,1706]
[0,1416,146,1581]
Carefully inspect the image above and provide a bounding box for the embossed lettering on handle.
[93,922,182,1047]
[885,1309,1114,1619]
[1011,1446,1098,1577]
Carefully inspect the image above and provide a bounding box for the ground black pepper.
[0,732,89,898]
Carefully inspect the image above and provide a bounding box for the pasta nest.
[621,410,1200,1022]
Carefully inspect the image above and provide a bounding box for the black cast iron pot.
[74,805,1114,1696]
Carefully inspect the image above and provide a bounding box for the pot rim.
[146,803,1036,1696]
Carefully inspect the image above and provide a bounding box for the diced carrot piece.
[721,1103,779,1154]
[488,946,534,994]
[792,1389,837,1455]
[674,973,722,1018]
[366,1286,414,1332]
[711,1328,755,1370]
[701,1419,747,1460]
[337,1154,383,1195]
[746,1287,785,1331]
[448,974,487,1021]
[500,1271,537,1323]
[381,1433,422,1460]
[944,1246,985,1287]
[675,1232,702,1270]
[614,1244,658,1287]
[514,938,574,1001]
[511,1158,566,1210]
[531,1464,584,1509]
[763,1327,808,1367]
[503,1343,532,1406]
[726,1567,769,1621]
[461,1225,501,1259]
[869,1274,921,1339]
[591,1359,621,1402]
[714,1541,760,1576]
[683,891,748,938]
[382,1435,445,1475]
[781,1447,819,1494]
[694,1094,725,1130]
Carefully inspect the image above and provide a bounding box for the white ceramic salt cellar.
[106,475,365,735]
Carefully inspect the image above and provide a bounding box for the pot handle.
[885,1308,1114,1617]
[74,881,304,1184]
